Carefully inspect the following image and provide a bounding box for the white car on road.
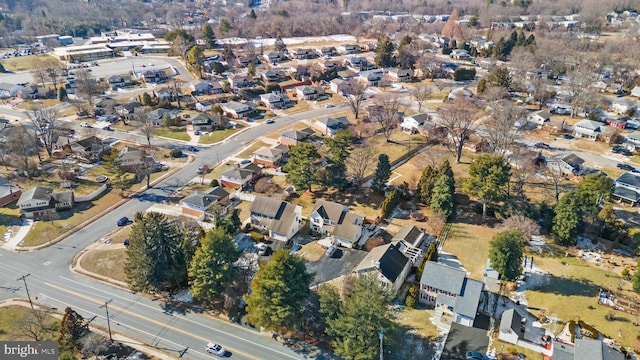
[80,122,91,128]
[206,342,226,356]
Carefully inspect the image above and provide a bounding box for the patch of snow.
[172,289,193,303]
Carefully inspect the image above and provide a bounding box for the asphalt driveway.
[306,247,368,286]
[441,323,490,360]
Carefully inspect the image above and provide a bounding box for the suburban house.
[498,308,546,347]
[345,56,369,71]
[316,46,337,57]
[117,146,156,171]
[400,113,430,134]
[138,69,169,84]
[387,68,413,82]
[573,119,602,141]
[546,153,599,181]
[261,69,287,83]
[191,114,223,132]
[249,196,303,241]
[606,117,627,129]
[287,65,310,80]
[338,44,360,54]
[69,136,107,162]
[252,144,289,168]
[447,87,474,101]
[309,199,363,247]
[147,108,178,125]
[221,101,253,119]
[552,338,625,360]
[180,187,229,220]
[610,97,637,115]
[0,82,23,98]
[279,127,315,146]
[228,75,252,89]
[631,86,640,98]
[17,186,74,219]
[260,92,289,109]
[190,81,213,95]
[314,116,351,137]
[613,172,640,206]
[295,85,324,101]
[462,133,489,152]
[195,100,213,112]
[263,52,287,64]
[107,75,132,90]
[527,110,551,128]
[153,87,172,100]
[625,130,640,151]
[419,261,484,327]
[358,70,383,87]
[219,163,261,189]
[543,117,567,133]
[391,225,435,266]
[354,243,412,295]
[291,48,316,60]
[329,78,350,94]
[18,86,54,100]
[0,177,21,207]
[450,48,470,60]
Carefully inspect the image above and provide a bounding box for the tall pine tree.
[371,154,391,193]
[430,174,455,218]
[188,228,240,306]
[283,143,321,192]
[124,212,189,292]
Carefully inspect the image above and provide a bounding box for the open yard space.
[289,187,385,219]
[524,254,638,351]
[264,121,313,140]
[154,127,191,142]
[236,140,270,159]
[79,244,128,283]
[388,307,438,360]
[0,305,60,341]
[199,128,240,144]
[0,54,59,72]
[441,222,498,280]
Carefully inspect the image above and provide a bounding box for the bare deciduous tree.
[438,98,481,163]
[28,107,59,158]
[30,60,47,88]
[345,145,376,189]
[369,93,401,141]
[135,108,155,146]
[8,125,39,176]
[80,332,109,358]
[75,69,103,107]
[343,79,367,120]
[500,215,541,242]
[42,57,63,91]
[530,77,554,110]
[484,99,525,154]
[14,309,57,341]
[566,68,595,117]
[416,52,443,81]
[411,84,432,112]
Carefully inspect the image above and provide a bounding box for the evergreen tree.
[371,154,391,194]
[633,258,640,293]
[249,9,257,19]
[462,155,511,223]
[274,36,287,53]
[188,228,240,305]
[57,307,88,353]
[124,212,189,292]
[323,130,355,189]
[283,143,321,192]
[218,208,241,235]
[552,190,582,246]
[399,34,412,49]
[0,63,5,73]
[202,23,217,49]
[488,231,524,281]
[375,37,395,68]
[431,174,455,218]
[245,250,312,331]
[416,242,438,281]
[486,67,513,90]
[247,62,256,76]
[141,92,153,106]
[57,87,68,101]
[321,276,392,360]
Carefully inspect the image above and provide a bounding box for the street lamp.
[16,274,33,309]
[379,328,384,360]
[100,299,113,342]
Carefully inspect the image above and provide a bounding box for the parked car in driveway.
[466,351,489,360]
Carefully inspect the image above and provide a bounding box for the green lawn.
[154,127,191,142]
[0,305,60,341]
[236,141,269,159]
[442,223,498,280]
[199,128,239,144]
[0,54,59,72]
[525,255,638,350]
[80,247,128,283]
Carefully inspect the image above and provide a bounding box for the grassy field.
[0,54,59,72]
[199,128,239,144]
[0,305,60,341]
[236,141,269,159]
[524,254,638,350]
[493,338,543,360]
[389,307,438,360]
[80,246,128,283]
[298,241,326,262]
[441,223,498,280]
[154,127,191,142]
[290,187,385,219]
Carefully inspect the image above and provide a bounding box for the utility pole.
[17,274,33,309]
[379,328,384,360]
[100,299,113,342]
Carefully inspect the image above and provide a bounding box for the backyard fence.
[75,183,110,202]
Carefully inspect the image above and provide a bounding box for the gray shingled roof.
[616,172,640,188]
[250,195,299,236]
[613,185,640,202]
[420,261,466,295]
[18,187,53,205]
[392,225,424,247]
[454,278,483,319]
[354,243,409,283]
[499,308,522,334]
[575,338,625,360]
[312,200,346,222]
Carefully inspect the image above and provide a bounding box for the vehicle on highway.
[80,122,91,128]
[325,103,335,108]
[534,142,551,149]
[612,145,624,153]
[466,351,489,360]
[205,342,226,356]
[117,217,129,226]
[186,145,199,152]
[562,134,574,139]
[265,119,275,124]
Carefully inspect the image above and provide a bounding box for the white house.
[330,78,350,94]
[611,97,637,115]
[195,100,213,112]
[400,113,430,134]
[309,199,363,247]
[249,196,303,241]
[295,85,324,100]
[221,101,253,119]
[573,119,602,140]
[354,243,412,295]
[526,109,551,128]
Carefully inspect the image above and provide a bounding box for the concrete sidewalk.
[1,219,33,251]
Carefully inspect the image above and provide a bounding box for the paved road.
[0,105,347,360]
